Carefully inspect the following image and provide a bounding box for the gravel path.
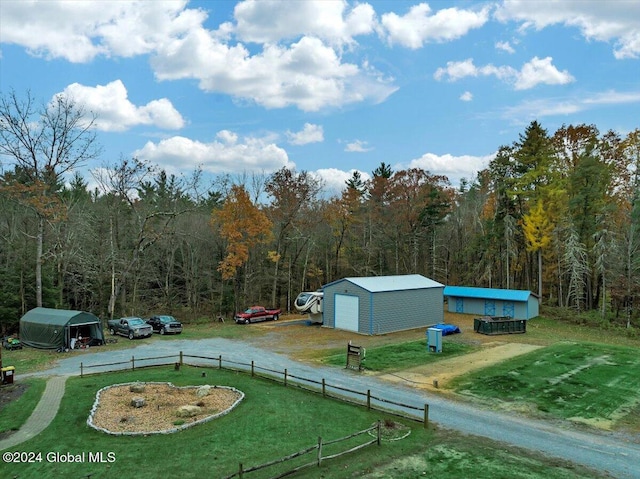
[21,337,640,478]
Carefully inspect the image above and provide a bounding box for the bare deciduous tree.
[0,90,100,306]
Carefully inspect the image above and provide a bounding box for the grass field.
[323,338,476,372]
[2,308,639,477]
[450,341,640,431]
[1,365,605,479]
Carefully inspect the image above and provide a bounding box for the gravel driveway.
[30,337,640,479]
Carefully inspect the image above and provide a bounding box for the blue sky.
[1,0,639,196]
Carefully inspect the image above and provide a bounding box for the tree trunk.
[108,217,117,319]
[36,215,43,307]
[537,249,542,304]
[271,243,281,307]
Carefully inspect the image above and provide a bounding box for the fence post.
[377,420,381,446]
[179,351,183,365]
[131,355,135,371]
[424,403,429,428]
[367,389,371,410]
[284,368,288,387]
[80,362,83,378]
[238,462,243,479]
[251,360,254,377]
[218,354,222,369]
[317,436,323,466]
[322,378,326,397]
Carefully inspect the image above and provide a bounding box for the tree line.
[0,91,638,333]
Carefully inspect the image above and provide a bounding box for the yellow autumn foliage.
[522,199,552,252]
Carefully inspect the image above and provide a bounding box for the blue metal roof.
[324,274,444,293]
[443,286,533,302]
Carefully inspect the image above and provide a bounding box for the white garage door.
[335,294,359,332]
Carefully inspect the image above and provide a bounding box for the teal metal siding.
[445,294,538,320]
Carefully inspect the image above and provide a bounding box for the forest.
[0,91,639,334]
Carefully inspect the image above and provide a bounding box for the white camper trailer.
[294,291,323,324]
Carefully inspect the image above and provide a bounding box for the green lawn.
[0,377,47,434]
[450,341,640,429]
[1,365,604,479]
[323,338,476,372]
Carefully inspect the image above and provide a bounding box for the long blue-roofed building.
[443,286,539,320]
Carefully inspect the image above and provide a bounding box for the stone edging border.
[86,381,245,436]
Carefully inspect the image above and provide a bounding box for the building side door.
[503,301,515,318]
[484,300,496,316]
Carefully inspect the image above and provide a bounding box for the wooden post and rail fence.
[79,351,429,477]
[222,421,382,479]
[80,351,429,427]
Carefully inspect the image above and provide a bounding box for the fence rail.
[222,422,381,479]
[79,351,430,426]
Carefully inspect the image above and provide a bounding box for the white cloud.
[0,0,205,62]
[434,57,574,90]
[152,33,397,111]
[514,56,574,90]
[582,90,640,105]
[59,80,185,132]
[434,58,515,82]
[344,140,373,152]
[495,0,640,59]
[460,91,473,101]
[407,152,495,185]
[133,132,294,175]
[501,99,582,124]
[312,168,370,197]
[495,41,515,53]
[501,89,640,123]
[287,123,324,145]
[381,3,489,49]
[0,1,396,112]
[232,0,376,45]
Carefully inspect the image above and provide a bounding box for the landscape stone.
[196,385,211,397]
[176,404,201,418]
[129,383,146,393]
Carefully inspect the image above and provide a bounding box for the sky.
[1,0,639,197]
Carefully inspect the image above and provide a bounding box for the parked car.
[235,306,281,324]
[107,317,153,340]
[2,336,22,350]
[147,315,183,335]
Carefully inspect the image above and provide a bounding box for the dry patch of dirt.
[0,382,28,410]
[89,383,242,435]
[378,342,542,390]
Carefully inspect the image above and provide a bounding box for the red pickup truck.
[235,306,281,324]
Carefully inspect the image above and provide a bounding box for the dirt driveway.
[250,313,542,391]
[378,342,542,390]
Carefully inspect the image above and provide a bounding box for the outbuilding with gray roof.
[322,274,444,335]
